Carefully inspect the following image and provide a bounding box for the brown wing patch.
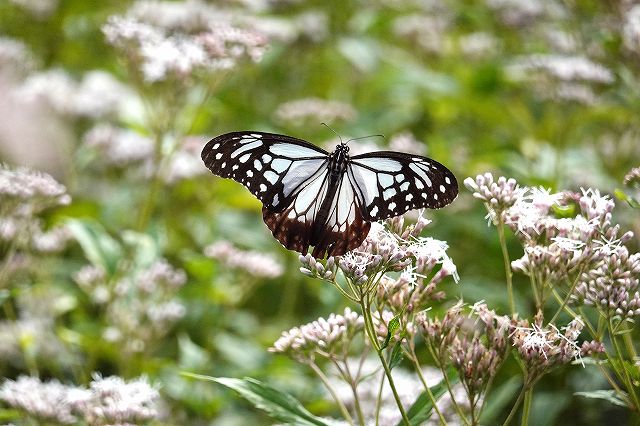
[262,207,371,257]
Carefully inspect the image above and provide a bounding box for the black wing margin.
[201,131,328,212]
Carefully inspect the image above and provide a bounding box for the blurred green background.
[0,0,639,424]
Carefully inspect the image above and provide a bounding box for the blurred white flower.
[15,70,131,118]
[0,376,77,424]
[0,163,71,209]
[0,37,35,71]
[83,124,154,166]
[459,32,499,58]
[274,98,357,126]
[165,136,209,183]
[393,14,450,54]
[389,131,425,155]
[507,54,614,84]
[103,5,268,83]
[623,5,640,54]
[0,374,161,425]
[8,0,58,18]
[205,240,284,278]
[72,374,161,425]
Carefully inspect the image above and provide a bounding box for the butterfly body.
[202,131,457,257]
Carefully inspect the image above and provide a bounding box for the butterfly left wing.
[201,131,329,212]
[347,151,458,220]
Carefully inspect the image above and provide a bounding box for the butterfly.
[201,131,458,258]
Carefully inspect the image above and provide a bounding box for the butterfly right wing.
[201,131,329,212]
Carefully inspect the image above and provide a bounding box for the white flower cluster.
[82,124,155,166]
[623,5,640,54]
[0,37,34,71]
[204,240,284,278]
[103,2,268,83]
[269,307,364,362]
[505,54,614,104]
[15,70,131,119]
[0,374,161,425]
[507,54,613,84]
[274,98,357,126]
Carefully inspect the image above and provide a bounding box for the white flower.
[507,54,614,84]
[15,69,131,118]
[204,240,284,278]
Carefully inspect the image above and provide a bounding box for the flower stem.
[407,346,447,424]
[309,362,356,426]
[496,220,515,315]
[502,381,528,426]
[520,389,532,426]
[359,292,410,425]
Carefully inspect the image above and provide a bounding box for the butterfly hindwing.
[348,151,458,221]
[262,172,370,257]
[201,131,328,212]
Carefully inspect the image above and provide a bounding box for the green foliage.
[185,374,337,426]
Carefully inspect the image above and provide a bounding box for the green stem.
[520,390,532,426]
[609,321,640,411]
[360,291,410,425]
[496,220,515,315]
[407,346,447,425]
[502,382,528,426]
[310,362,356,426]
[425,341,471,426]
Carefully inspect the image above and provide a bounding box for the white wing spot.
[260,183,267,192]
[265,170,278,184]
[232,165,239,171]
[371,205,378,216]
[400,182,410,191]
[379,174,394,188]
[389,202,397,210]
[445,176,451,184]
[250,133,262,138]
[232,141,261,158]
[383,187,396,200]
[409,163,432,187]
[271,158,292,173]
[254,160,263,171]
[422,193,427,198]
[247,170,253,177]
[440,184,446,193]
[395,174,404,182]
[273,194,280,206]
[239,153,251,163]
[415,179,424,189]
[262,154,272,163]
[406,194,413,201]
[434,194,439,200]
[221,162,226,168]
[212,143,220,150]
[215,153,222,160]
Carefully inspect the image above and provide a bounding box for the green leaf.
[575,390,628,407]
[479,376,522,424]
[388,341,404,370]
[66,218,122,274]
[398,367,459,426]
[182,374,335,426]
[381,314,402,350]
[122,230,158,268]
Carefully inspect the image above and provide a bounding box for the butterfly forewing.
[348,152,458,221]
[201,131,328,212]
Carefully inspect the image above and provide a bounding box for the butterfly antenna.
[346,134,386,145]
[321,122,343,145]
